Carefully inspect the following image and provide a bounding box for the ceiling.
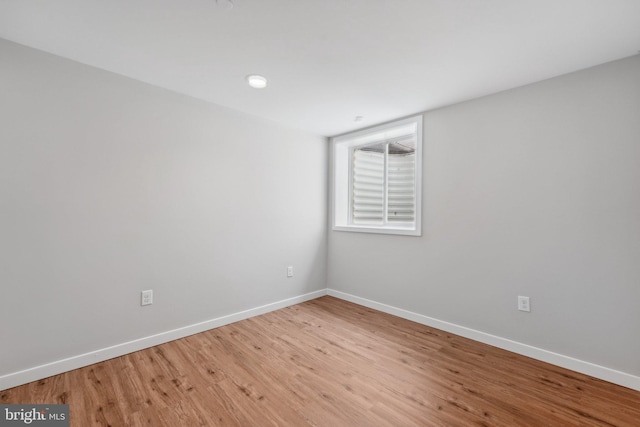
[1,0,639,137]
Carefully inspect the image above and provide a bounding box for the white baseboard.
[4,288,638,393]
[327,289,640,392]
[0,289,327,391]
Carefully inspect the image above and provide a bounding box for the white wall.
[0,39,327,383]
[329,55,640,378]
[2,36,639,392]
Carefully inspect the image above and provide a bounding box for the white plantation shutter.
[352,149,416,225]
[352,149,384,224]
[387,152,415,223]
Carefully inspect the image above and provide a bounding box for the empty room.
[1,1,639,426]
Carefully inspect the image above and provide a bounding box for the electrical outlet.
[517,296,530,312]
[141,290,153,306]
[287,266,294,278]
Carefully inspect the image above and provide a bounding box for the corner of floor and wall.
[324,52,640,392]
[1,38,639,393]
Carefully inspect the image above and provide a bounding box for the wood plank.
[2,296,639,426]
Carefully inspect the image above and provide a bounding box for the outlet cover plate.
[517,296,530,312]
[141,290,153,306]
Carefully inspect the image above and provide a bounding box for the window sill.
[332,224,421,237]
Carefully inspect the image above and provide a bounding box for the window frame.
[331,115,423,236]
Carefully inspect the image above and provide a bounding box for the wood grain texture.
[2,296,639,426]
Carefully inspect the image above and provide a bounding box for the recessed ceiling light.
[246,75,267,89]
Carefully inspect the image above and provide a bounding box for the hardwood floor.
[2,296,639,426]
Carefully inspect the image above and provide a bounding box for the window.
[332,115,422,236]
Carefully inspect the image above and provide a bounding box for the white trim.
[0,289,327,391]
[4,287,639,393]
[326,288,640,392]
[333,224,420,236]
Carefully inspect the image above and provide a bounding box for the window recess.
[332,115,422,236]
